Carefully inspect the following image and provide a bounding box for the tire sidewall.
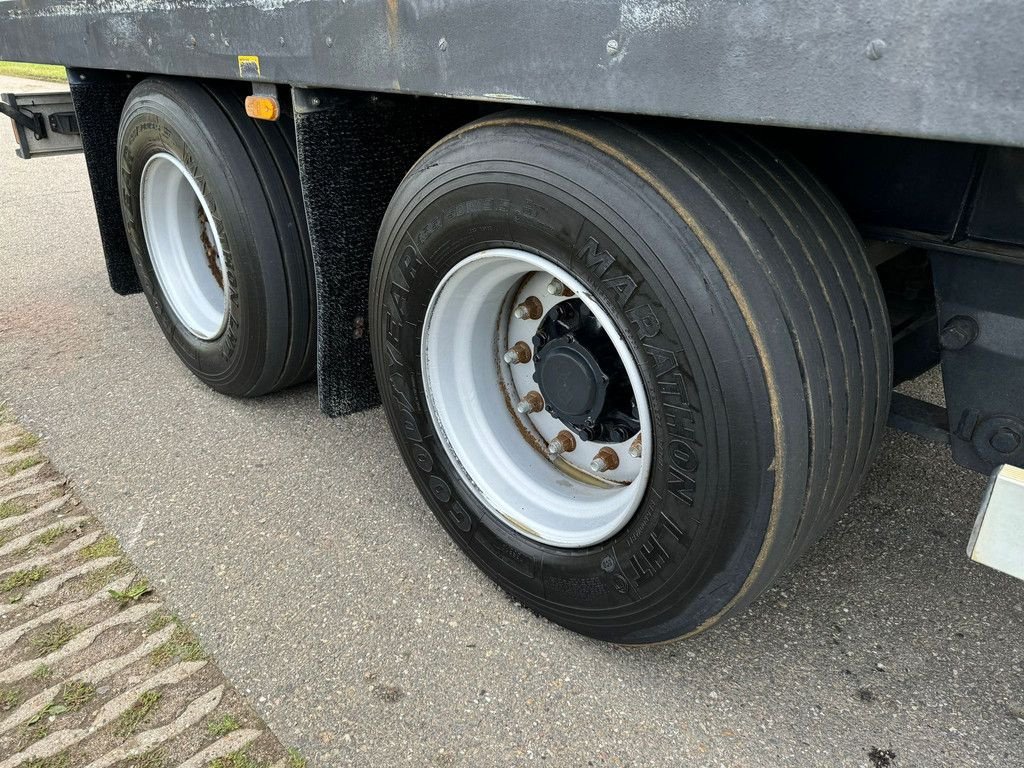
[372,123,776,643]
[117,82,278,394]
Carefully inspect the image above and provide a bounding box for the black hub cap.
[532,299,640,443]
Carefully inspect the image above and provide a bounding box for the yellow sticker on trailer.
[237,55,261,78]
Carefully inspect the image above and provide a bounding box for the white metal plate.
[968,464,1024,581]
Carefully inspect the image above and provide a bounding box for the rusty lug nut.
[545,278,566,296]
[547,430,576,456]
[502,341,532,365]
[590,447,620,473]
[513,296,543,320]
[628,436,642,459]
[515,390,544,415]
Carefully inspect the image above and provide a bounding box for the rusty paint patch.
[197,205,224,290]
[386,0,399,50]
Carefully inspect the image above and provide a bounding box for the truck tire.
[117,78,314,397]
[370,112,892,644]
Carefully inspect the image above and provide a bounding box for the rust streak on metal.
[197,205,223,290]
[386,0,399,50]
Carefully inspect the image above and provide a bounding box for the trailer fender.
[67,68,141,296]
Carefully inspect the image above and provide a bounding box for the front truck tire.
[117,78,315,397]
[371,112,892,644]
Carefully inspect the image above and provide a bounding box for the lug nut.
[502,341,532,365]
[628,436,642,459]
[547,430,577,456]
[515,391,544,415]
[513,296,543,320]
[546,278,566,296]
[590,447,620,473]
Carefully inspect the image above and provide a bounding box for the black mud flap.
[0,90,82,159]
[292,87,479,417]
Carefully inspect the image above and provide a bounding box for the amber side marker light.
[244,95,280,121]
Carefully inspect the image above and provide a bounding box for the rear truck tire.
[370,112,892,644]
[116,78,315,397]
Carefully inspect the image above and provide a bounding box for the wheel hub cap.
[420,248,652,548]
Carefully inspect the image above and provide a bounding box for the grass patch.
[32,524,69,547]
[24,751,70,768]
[108,578,151,605]
[0,685,19,712]
[78,558,131,594]
[135,748,168,768]
[0,61,67,82]
[25,696,71,724]
[30,621,77,656]
[146,612,174,634]
[0,500,25,519]
[114,690,162,738]
[207,712,241,737]
[286,747,307,768]
[150,625,205,667]
[209,750,265,768]
[4,434,39,455]
[3,456,43,476]
[31,664,53,681]
[81,534,120,560]
[18,722,48,748]
[1,566,48,594]
[60,680,96,711]
[25,682,93,723]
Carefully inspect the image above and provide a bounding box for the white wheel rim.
[421,248,652,548]
[140,152,227,340]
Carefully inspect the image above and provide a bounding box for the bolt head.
[504,341,531,365]
[940,316,979,351]
[515,400,531,414]
[591,447,620,472]
[547,430,576,456]
[606,39,620,55]
[514,305,529,320]
[990,427,1022,454]
[546,279,565,296]
[628,444,642,459]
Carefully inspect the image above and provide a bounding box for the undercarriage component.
[932,251,1024,473]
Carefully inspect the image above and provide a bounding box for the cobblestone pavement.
[0,411,305,768]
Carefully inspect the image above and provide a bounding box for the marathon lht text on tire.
[370,113,892,644]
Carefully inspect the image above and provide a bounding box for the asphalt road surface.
[1,74,1021,768]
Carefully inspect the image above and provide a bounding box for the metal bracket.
[931,250,1024,473]
[0,97,46,140]
[888,392,950,444]
[251,82,277,100]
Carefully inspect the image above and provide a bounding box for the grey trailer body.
[1,0,1024,147]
